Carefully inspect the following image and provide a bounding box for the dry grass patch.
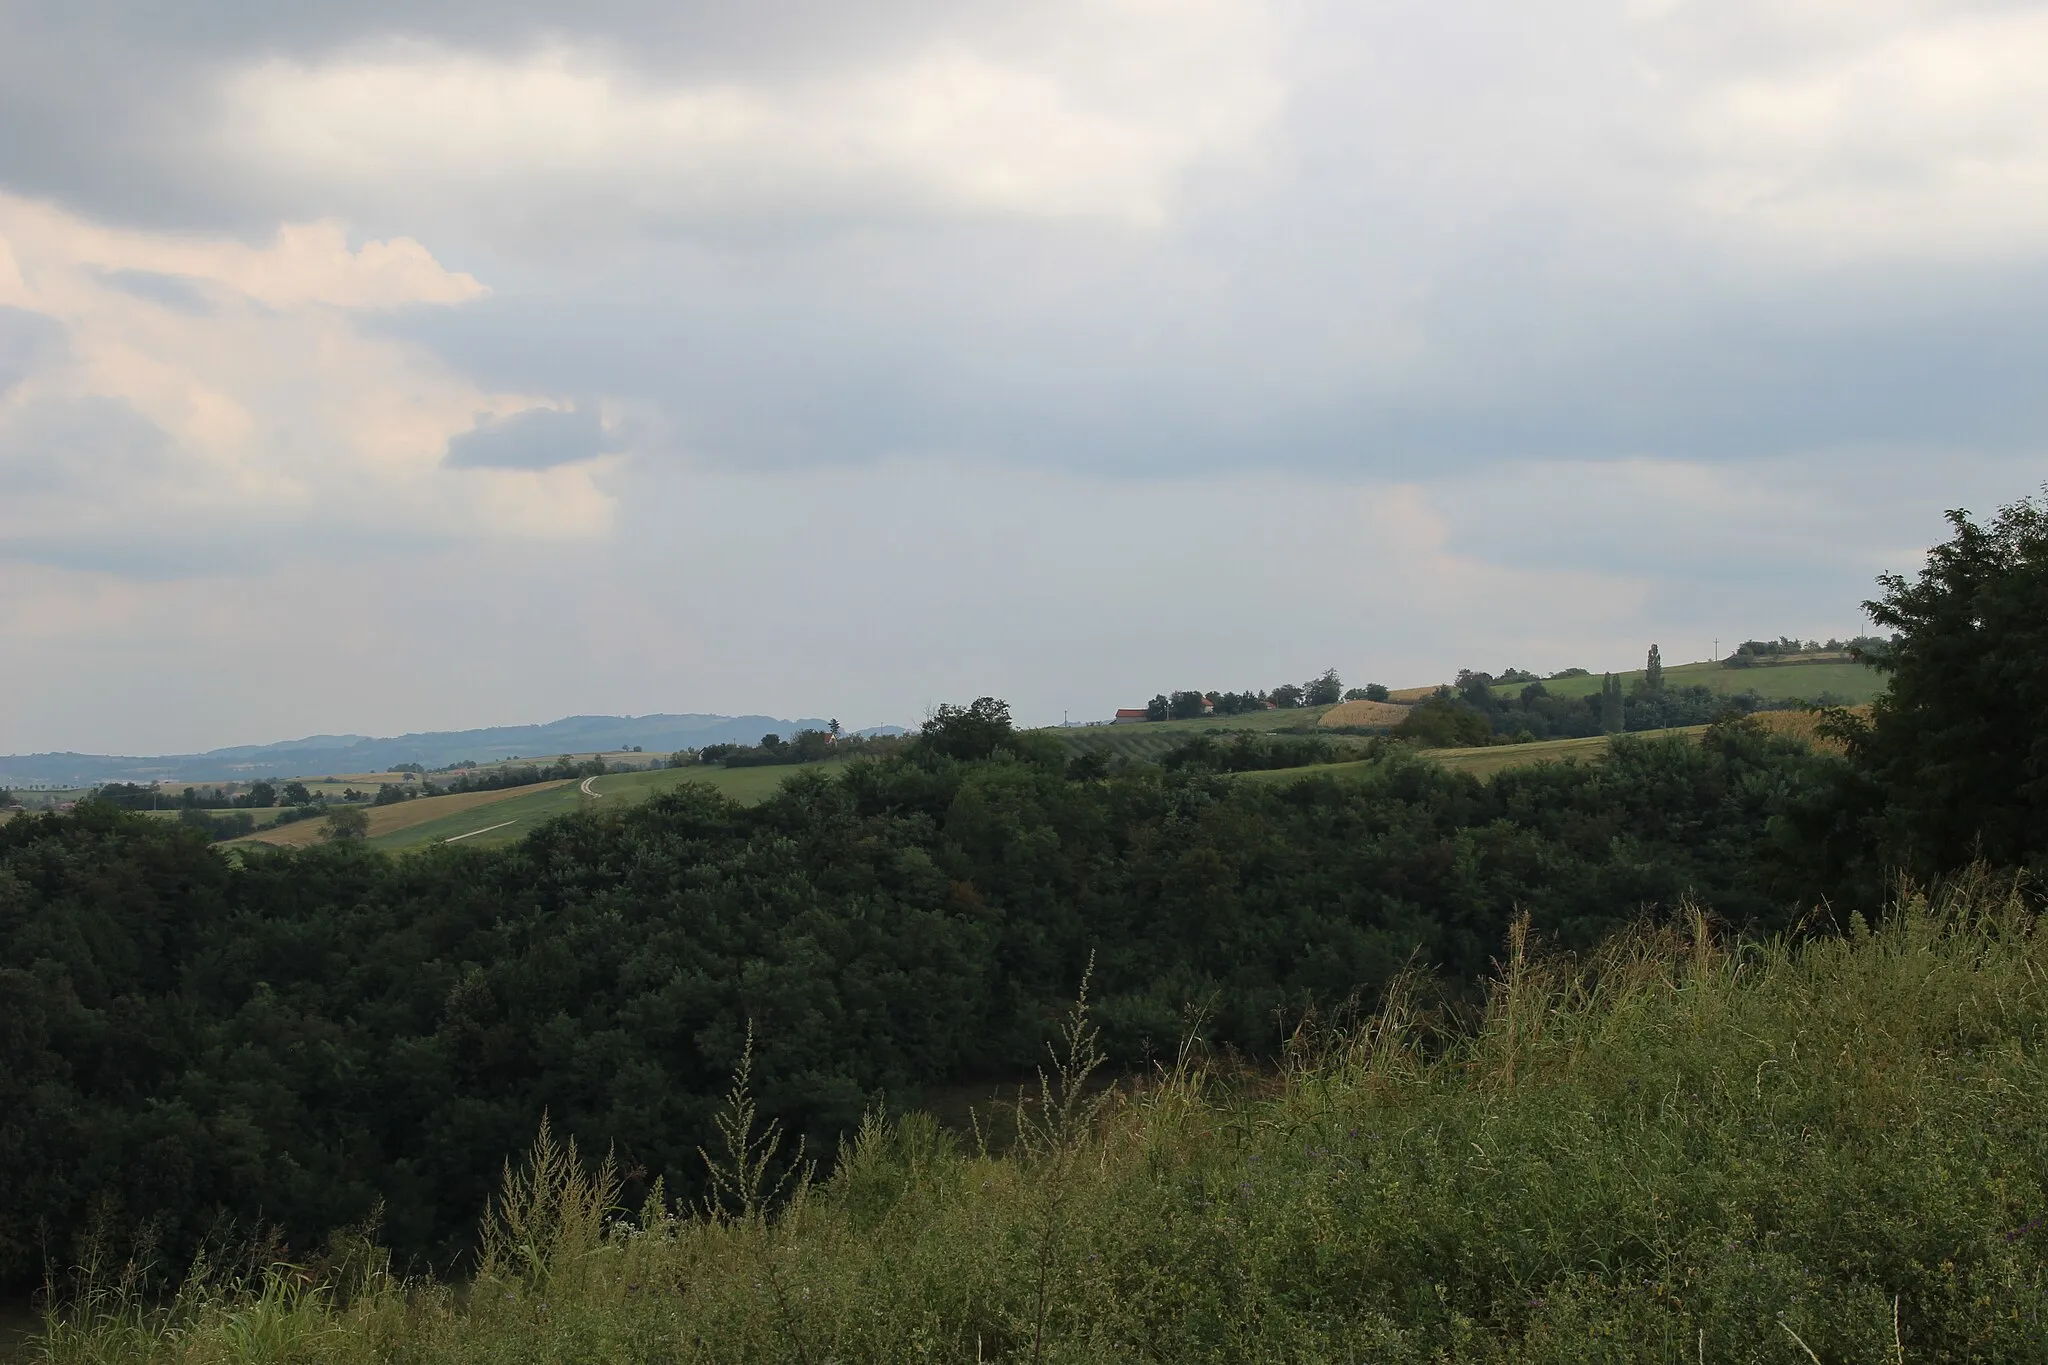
[1748,705,1867,755]
[1317,700,1413,728]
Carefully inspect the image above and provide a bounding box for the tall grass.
[34,881,2048,1362]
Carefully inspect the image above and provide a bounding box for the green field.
[1493,658,1883,704]
[374,761,853,851]
[1235,727,1709,788]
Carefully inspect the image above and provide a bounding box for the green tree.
[1393,696,1492,747]
[1599,673,1624,734]
[1645,643,1664,691]
[1303,668,1344,706]
[1270,683,1305,709]
[921,697,1019,760]
[1145,694,1170,722]
[1837,491,2048,876]
[1364,683,1390,702]
[321,805,369,841]
[280,782,314,806]
[1167,690,1207,720]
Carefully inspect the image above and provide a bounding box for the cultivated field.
[228,781,576,849]
[1495,657,1882,704]
[1237,726,1711,787]
[1315,699,1412,729]
[372,761,857,852]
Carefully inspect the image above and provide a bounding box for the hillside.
[225,761,859,853]
[37,888,2046,1362]
[0,713,886,788]
[1494,656,1883,704]
[1043,705,1355,764]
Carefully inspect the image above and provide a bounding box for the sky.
[3,0,2046,753]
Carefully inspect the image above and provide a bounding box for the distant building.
[1113,709,1150,724]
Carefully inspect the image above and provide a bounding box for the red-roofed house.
[1113,708,1150,724]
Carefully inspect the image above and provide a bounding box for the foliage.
[1208,690,1269,717]
[1835,490,2048,880]
[1302,668,1344,707]
[0,724,1838,1288]
[1644,642,1663,691]
[1599,673,1625,734]
[174,808,256,841]
[37,885,2048,1363]
[321,806,370,841]
[1392,696,1493,748]
[1158,733,1340,773]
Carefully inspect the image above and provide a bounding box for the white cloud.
[1671,5,2048,259]
[211,0,1286,241]
[0,193,617,566]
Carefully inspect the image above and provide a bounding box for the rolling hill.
[1491,656,1883,704]
[224,760,860,854]
[0,713,900,788]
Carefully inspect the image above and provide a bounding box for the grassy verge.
[33,882,2048,1363]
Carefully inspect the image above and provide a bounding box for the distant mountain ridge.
[0,713,908,788]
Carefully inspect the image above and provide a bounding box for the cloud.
[3,0,2047,753]
[1671,4,2048,260]
[0,306,60,394]
[0,193,617,569]
[444,403,621,469]
[207,3,1285,242]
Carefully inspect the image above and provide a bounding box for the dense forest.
[3,492,2045,1298]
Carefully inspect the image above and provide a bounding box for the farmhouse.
[1112,708,1150,724]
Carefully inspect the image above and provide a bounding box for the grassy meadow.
[1498,658,1883,705]
[33,883,2047,1363]
[375,762,856,851]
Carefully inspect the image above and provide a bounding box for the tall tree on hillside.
[1645,644,1664,691]
[1599,673,1624,733]
[1834,490,2048,876]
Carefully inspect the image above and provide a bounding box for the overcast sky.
[3,0,2045,753]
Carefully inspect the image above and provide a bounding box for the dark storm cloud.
[443,404,620,470]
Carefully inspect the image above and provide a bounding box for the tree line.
[1137,669,1390,721]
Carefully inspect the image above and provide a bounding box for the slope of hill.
[0,713,880,787]
[221,761,863,854]
[1494,657,1882,704]
[41,888,2044,1362]
[368,761,856,851]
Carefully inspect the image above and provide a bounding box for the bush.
[1393,696,1493,747]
